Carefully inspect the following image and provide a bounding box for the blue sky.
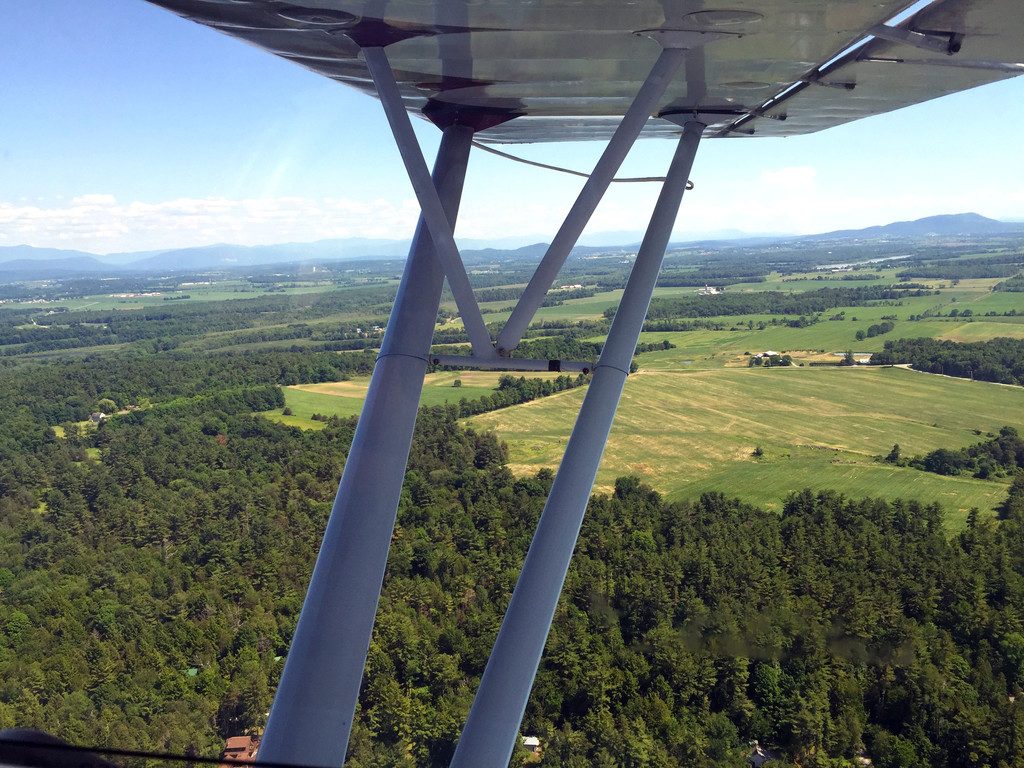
[2,0,1023,254]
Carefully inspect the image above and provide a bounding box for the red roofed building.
[221,735,260,766]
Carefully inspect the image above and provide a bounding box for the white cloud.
[3,170,1023,255]
[0,194,422,254]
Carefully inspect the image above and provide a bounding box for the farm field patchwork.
[469,366,1024,527]
[626,320,976,369]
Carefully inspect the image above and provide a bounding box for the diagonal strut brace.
[258,124,475,768]
[450,119,706,768]
[494,46,687,355]
[363,46,498,360]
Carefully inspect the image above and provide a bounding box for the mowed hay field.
[469,366,1024,528]
[937,321,1024,342]
[261,371,564,429]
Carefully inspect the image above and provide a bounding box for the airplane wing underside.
[146,0,1023,142]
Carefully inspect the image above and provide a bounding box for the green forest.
[621,286,934,321]
[892,427,1024,479]
[872,338,1024,385]
[2,347,1024,766]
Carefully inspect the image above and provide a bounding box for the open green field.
[960,290,1024,314]
[475,277,1016,364]
[727,268,907,292]
[938,321,1024,342]
[582,316,1010,373]
[469,366,1024,528]
[460,286,707,325]
[261,371,563,430]
[625,319,971,370]
[573,288,1021,370]
[259,266,1024,522]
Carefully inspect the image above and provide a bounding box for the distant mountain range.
[804,212,1024,240]
[2,212,1022,279]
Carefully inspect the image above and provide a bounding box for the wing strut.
[260,39,704,768]
[449,119,705,768]
[257,123,474,768]
[363,47,498,360]
[494,46,687,355]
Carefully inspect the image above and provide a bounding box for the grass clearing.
[469,366,1024,527]
[728,269,906,292]
[261,371,564,429]
[938,322,1024,342]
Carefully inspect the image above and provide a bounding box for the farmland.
[6,234,1024,527]
[261,371,564,429]
[241,251,1024,527]
[470,365,1024,527]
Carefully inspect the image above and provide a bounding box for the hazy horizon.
[3,1,1024,255]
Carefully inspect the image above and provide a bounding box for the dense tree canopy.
[3,344,1024,766]
[892,426,1024,479]
[899,253,1024,281]
[871,338,1024,385]
[995,273,1024,293]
